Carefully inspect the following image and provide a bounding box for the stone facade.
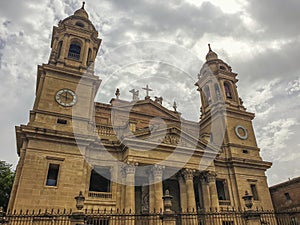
[269,177,300,211]
[8,4,274,212]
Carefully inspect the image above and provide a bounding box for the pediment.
[125,125,216,152]
[111,99,180,120]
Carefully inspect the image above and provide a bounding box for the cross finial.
[82,2,85,9]
[142,85,153,99]
[208,44,212,52]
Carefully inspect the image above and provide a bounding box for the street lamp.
[242,191,253,210]
[75,191,85,211]
[162,189,173,214]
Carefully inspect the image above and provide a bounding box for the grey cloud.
[99,0,249,48]
[232,39,300,85]
[0,0,299,185]
[246,0,300,38]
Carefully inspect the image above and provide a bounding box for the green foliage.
[0,161,15,211]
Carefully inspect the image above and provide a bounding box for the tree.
[0,161,15,211]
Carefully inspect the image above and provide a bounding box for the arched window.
[220,65,227,70]
[68,41,81,60]
[57,41,63,59]
[75,22,85,28]
[214,83,221,100]
[224,82,233,99]
[204,85,211,105]
[86,48,92,66]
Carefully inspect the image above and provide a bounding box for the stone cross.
[129,89,139,101]
[142,85,152,99]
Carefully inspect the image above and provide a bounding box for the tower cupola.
[74,2,89,19]
[48,2,101,74]
[196,45,246,118]
[206,44,218,61]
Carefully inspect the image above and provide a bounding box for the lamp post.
[242,191,261,225]
[162,189,173,214]
[160,189,177,225]
[70,191,86,225]
[75,191,85,211]
[242,191,253,210]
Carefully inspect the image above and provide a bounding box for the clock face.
[55,89,77,107]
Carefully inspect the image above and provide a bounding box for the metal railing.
[1,208,299,225]
[88,192,113,199]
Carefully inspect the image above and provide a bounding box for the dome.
[74,2,89,20]
[206,44,218,61]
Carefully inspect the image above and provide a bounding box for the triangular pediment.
[111,98,180,120]
[123,125,217,152]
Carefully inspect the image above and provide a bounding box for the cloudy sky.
[0,0,299,186]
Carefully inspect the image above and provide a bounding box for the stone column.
[123,163,136,212]
[148,173,155,213]
[178,174,187,212]
[49,37,58,64]
[202,171,218,209]
[152,165,164,212]
[182,169,197,212]
[60,34,70,61]
[82,39,90,67]
[200,175,211,211]
[119,166,127,211]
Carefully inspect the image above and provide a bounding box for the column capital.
[182,168,196,180]
[120,166,127,179]
[122,162,138,175]
[152,165,165,178]
[201,171,217,184]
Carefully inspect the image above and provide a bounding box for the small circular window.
[235,125,248,140]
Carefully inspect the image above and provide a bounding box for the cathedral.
[8,3,274,212]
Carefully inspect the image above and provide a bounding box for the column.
[202,171,218,209]
[152,165,164,212]
[182,169,197,212]
[178,174,187,212]
[200,174,211,211]
[49,37,58,64]
[82,39,90,67]
[148,172,155,213]
[60,34,70,61]
[123,163,136,212]
[119,166,127,211]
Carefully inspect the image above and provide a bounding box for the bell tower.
[196,44,259,153]
[48,2,101,72]
[10,3,102,211]
[29,2,102,134]
[195,45,273,209]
